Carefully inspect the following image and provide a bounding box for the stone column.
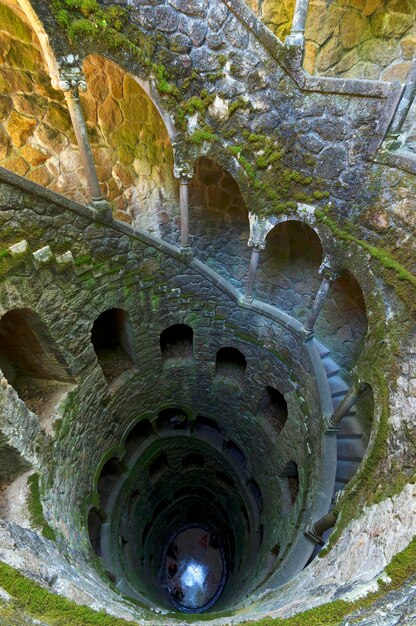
[174,164,193,250]
[301,261,339,336]
[304,510,338,545]
[53,62,108,211]
[386,64,416,150]
[244,213,275,301]
[286,0,310,47]
[327,382,370,430]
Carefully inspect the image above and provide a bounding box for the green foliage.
[27,474,56,541]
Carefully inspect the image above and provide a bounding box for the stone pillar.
[301,261,339,336]
[328,382,370,430]
[286,0,310,47]
[174,164,193,251]
[386,64,416,150]
[244,213,275,302]
[304,510,338,545]
[246,247,261,300]
[53,62,108,211]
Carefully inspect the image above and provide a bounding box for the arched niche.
[91,308,135,384]
[81,55,178,235]
[316,269,368,374]
[189,156,251,287]
[280,461,299,509]
[256,220,323,320]
[257,386,288,436]
[0,308,74,422]
[160,324,193,362]
[215,346,247,382]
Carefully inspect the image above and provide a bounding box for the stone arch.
[189,156,251,288]
[81,54,178,234]
[255,220,323,319]
[0,308,74,423]
[317,269,368,374]
[0,1,85,195]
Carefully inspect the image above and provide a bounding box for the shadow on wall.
[189,156,251,288]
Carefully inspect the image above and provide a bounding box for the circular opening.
[162,524,227,612]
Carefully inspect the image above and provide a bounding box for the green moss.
[189,129,218,146]
[74,254,92,266]
[228,96,249,116]
[27,474,56,541]
[315,210,416,295]
[0,561,146,625]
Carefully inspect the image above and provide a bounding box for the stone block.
[340,12,371,50]
[33,245,53,264]
[9,240,27,255]
[5,111,36,148]
[371,12,413,38]
[56,251,74,265]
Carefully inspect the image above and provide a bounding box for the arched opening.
[156,407,188,431]
[97,457,125,511]
[280,461,299,508]
[149,452,169,480]
[194,416,222,446]
[215,347,247,381]
[160,324,193,361]
[257,386,288,436]
[0,308,74,422]
[182,453,205,469]
[91,308,134,384]
[256,220,323,320]
[124,419,153,460]
[335,383,374,493]
[248,479,263,514]
[88,507,104,557]
[189,157,250,287]
[317,270,368,374]
[224,441,247,475]
[82,55,177,234]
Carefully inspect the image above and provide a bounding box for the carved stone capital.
[53,55,87,94]
[248,213,275,250]
[318,257,339,282]
[173,163,194,181]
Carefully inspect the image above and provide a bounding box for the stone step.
[336,459,360,483]
[329,376,349,398]
[338,415,363,436]
[314,340,331,359]
[337,437,366,461]
[321,356,340,378]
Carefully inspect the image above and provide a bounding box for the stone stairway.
[314,339,367,497]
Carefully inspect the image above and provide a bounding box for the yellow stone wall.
[245,0,415,80]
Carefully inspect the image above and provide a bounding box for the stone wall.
[243,0,415,80]
[304,0,416,80]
